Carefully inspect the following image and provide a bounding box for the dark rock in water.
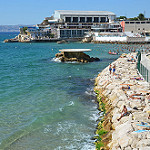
[4,38,18,43]
[91,136,99,140]
[55,51,100,63]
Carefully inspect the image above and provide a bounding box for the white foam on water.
[51,57,61,62]
[81,144,95,150]
[85,87,96,96]
[68,101,74,106]
[89,113,100,122]
[59,107,63,112]
[65,61,79,64]
[43,125,52,134]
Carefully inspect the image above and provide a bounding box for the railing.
[137,51,150,82]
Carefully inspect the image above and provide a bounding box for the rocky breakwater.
[94,53,150,150]
[55,49,100,63]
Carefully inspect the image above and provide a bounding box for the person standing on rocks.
[109,64,112,75]
[113,64,116,76]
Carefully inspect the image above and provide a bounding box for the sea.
[0,32,147,150]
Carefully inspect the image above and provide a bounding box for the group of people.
[109,64,116,75]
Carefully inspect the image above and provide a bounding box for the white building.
[45,10,117,38]
[52,10,116,23]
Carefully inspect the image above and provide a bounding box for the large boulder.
[55,51,100,63]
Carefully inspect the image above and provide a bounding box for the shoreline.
[94,53,150,149]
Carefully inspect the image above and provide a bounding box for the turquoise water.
[0,33,146,150]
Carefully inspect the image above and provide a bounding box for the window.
[87,17,92,22]
[73,17,78,22]
[101,17,106,22]
[66,30,71,37]
[77,30,82,36]
[65,17,71,23]
[80,17,85,22]
[72,30,76,37]
[138,28,140,30]
[94,17,99,23]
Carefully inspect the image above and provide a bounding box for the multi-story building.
[20,10,121,40]
[120,21,150,35]
[38,10,117,38]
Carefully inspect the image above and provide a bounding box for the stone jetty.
[94,53,150,150]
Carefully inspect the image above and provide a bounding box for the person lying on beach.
[130,77,143,80]
[127,55,136,62]
[117,105,130,121]
[121,85,130,90]
[146,93,150,103]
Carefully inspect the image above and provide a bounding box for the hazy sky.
[0,0,149,25]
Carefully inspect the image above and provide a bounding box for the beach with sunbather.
[94,52,150,149]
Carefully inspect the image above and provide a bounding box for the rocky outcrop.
[94,53,150,150]
[82,37,92,43]
[55,51,100,63]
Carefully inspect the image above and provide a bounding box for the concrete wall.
[124,22,150,33]
[93,36,127,42]
[127,37,146,42]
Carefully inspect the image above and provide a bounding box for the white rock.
[139,147,150,150]
[137,139,150,147]
[118,135,131,149]
[147,132,150,139]
[124,146,132,150]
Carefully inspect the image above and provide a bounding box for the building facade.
[121,21,150,35]
[46,10,117,38]
[20,10,119,39]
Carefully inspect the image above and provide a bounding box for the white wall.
[93,36,127,42]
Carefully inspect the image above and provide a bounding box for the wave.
[51,57,61,62]
[85,87,96,97]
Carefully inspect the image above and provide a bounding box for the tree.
[138,13,145,20]
[128,17,138,21]
[23,27,28,35]
[117,16,127,20]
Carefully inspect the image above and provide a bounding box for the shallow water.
[0,32,148,150]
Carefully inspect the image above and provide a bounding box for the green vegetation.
[128,13,146,21]
[138,13,145,20]
[117,13,146,21]
[94,90,108,150]
[49,33,54,38]
[23,27,28,34]
[96,142,104,150]
[117,16,127,20]
[128,17,139,21]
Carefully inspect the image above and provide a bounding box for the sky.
[0,0,150,25]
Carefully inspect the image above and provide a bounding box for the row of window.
[60,30,88,37]
[65,17,108,23]
[125,22,150,24]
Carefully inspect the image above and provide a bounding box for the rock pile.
[55,51,100,63]
[94,53,150,150]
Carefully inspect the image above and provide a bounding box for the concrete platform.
[59,49,91,52]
